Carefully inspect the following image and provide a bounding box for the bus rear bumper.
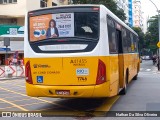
[26,82,110,98]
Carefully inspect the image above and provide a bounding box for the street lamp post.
[158,11,160,70]
[148,0,160,70]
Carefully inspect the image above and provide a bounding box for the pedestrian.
[157,56,160,70]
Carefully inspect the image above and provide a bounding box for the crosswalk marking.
[140,68,143,71]
[140,67,160,75]
[146,69,151,71]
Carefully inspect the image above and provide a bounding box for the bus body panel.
[25,56,115,86]
[119,53,139,88]
[108,55,119,96]
[26,81,110,98]
[25,57,100,86]
[123,53,139,82]
[25,55,120,97]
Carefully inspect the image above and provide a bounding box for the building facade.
[0,0,68,26]
[133,0,144,30]
[115,0,129,24]
[0,0,68,65]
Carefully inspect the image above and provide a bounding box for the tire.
[133,65,139,80]
[119,73,128,95]
[133,74,138,80]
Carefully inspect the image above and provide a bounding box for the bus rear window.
[29,12,99,42]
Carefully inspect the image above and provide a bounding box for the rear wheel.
[119,72,128,95]
[133,65,139,80]
[133,74,138,80]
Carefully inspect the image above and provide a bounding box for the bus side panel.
[132,54,139,79]
[118,54,125,88]
[108,55,119,97]
[123,53,139,83]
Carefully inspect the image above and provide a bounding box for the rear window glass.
[29,12,99,42]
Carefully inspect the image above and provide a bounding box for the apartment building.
[115,0,129,24]
[133,0,144,30]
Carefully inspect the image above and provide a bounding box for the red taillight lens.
[96,59,106,85]
[25,61,33,84]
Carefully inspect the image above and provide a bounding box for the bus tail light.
[25,61,33,84]
[96,59,106,85]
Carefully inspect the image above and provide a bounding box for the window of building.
[4,0,7,3]
[13,0,17,3]
[0,18,17,25]
[40,0,47,8]
[52,2,57,6]
[68,0,72,4]
[9,0,12,3]
[0,0,17,4]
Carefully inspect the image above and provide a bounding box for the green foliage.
[132,27,145,53]
[146,16,159,54]
[72,0,126,21]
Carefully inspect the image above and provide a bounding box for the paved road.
[105,60,160,120]
[0,78,118,119]
[140,60,159,73]
[0,60,160,120]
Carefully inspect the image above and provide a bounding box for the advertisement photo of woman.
[46,19,59,38]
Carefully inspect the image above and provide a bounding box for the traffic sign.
[0,66,5,77]
[157,41,160,48]
[17,66,24,77]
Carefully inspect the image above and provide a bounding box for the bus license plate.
[56,90,70,95]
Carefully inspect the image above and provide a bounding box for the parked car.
[141,56,151,60]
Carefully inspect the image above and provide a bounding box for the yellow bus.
[25,5,140,98]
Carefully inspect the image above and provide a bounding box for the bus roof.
[28,4,138,36]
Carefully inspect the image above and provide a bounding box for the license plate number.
[56,90,70,95]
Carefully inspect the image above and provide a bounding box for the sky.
[141,0,160,17]
[140,0,160,32]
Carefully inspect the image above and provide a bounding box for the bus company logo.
[33,64,50,68]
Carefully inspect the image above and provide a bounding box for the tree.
[146,15,159,54]
[132,27,145,54]
[72,0,126,21]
